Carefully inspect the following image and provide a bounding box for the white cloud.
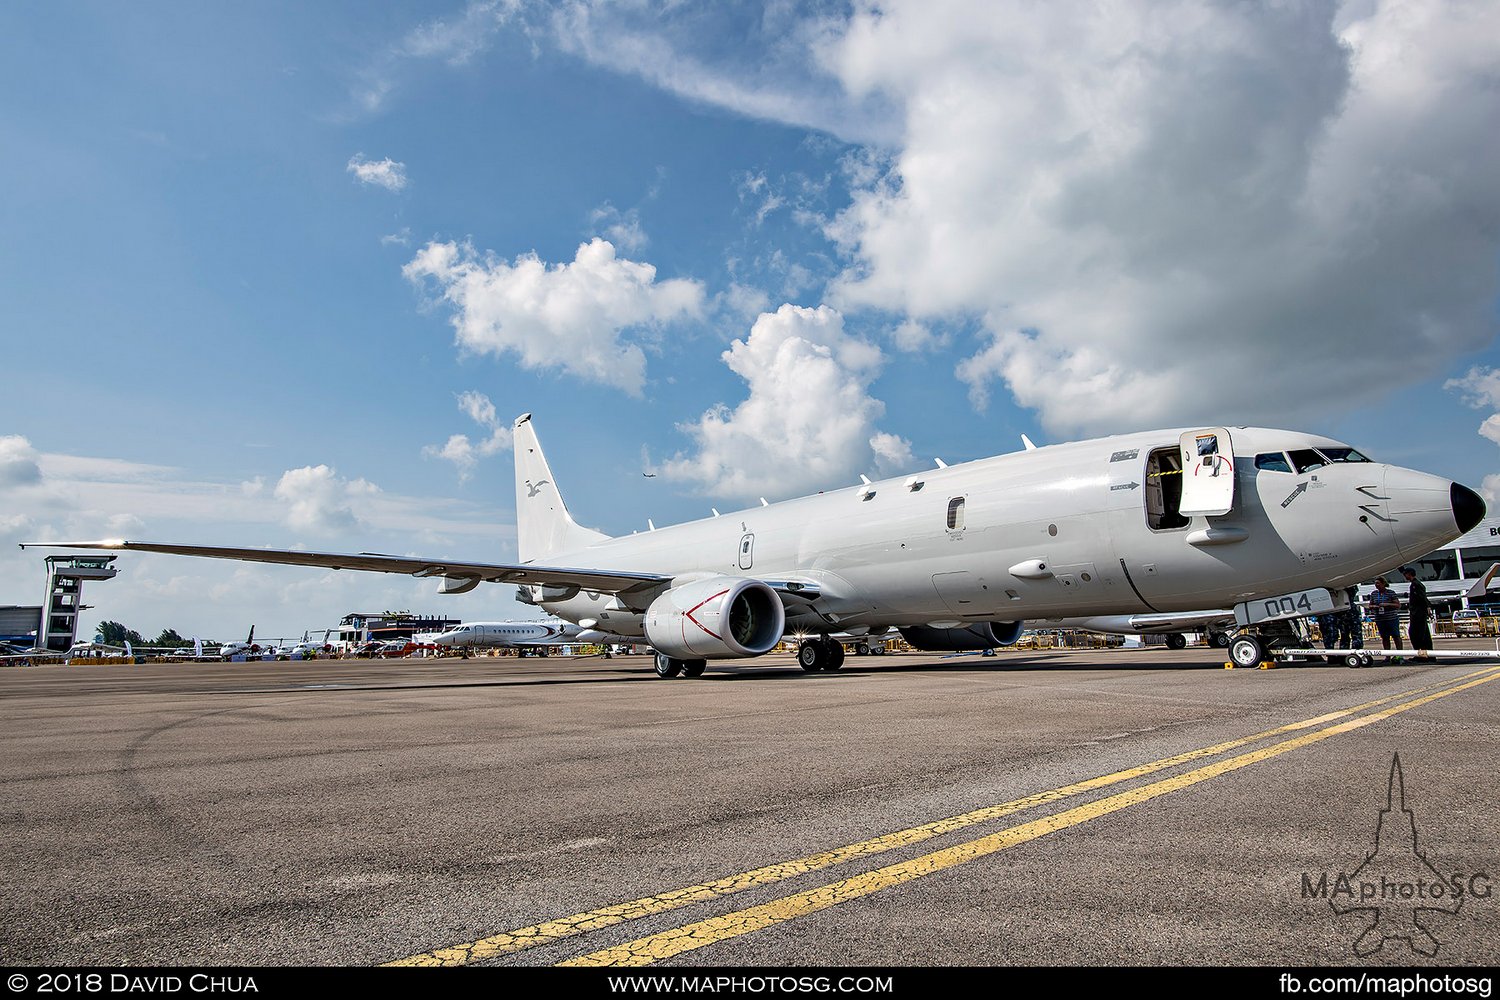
[424,390,514,480]
[272,465,377,533]
[589,203,648,254]
[890,318,945,353]
[381,227,412,247]
[738,172,785,226]
[347,154,409,192]
[403,0,517,65]
[663,304,912,500]
[1446,367,1500,496]
[545,3,899,144]
[0,435,42,489]
[404,237,706,395]
[812,0,1500,434]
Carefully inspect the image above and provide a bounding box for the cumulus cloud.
[0,435,42,489]
[272,465,377,533]
[1446,366,1500,501]
[813,0,1500,434]
[347,154,409,192]
[663,304,913,500]
[404,237,705,395]
[424,390,513,480]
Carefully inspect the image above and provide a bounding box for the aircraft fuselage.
[537,427,1476,636]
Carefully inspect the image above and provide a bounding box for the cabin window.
[1145,447,1189,531]
[1254,452,1293,473]
[1289,449,1328,474]
[946,496,966,530]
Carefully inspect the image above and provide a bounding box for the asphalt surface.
[1,644,1497,967]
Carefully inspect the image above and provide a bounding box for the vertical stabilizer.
[513,414,610,563]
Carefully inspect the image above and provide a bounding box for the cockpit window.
[1316,447,1371,464]
[1289,449,1327,474]
[1255,452,1293,473]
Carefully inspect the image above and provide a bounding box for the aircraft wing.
[19,540,670,595]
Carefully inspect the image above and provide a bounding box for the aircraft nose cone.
[1452,482,1486,534]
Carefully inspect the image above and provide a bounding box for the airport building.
[334,611,462,647]
[1,555,119,651]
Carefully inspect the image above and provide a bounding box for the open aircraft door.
[1178,428,1235,517]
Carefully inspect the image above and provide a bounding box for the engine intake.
[645,576,786,660]
[899,621,1024,651]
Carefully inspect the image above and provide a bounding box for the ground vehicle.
[1451,609,1486,636]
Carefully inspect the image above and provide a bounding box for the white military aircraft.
[24,416,1484,675]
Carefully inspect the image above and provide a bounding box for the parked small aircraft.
[425,620,636,655]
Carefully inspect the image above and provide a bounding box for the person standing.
[1342,585,1364,650]
[1368,577,1403,651]
[1401,566,1433,652]
[1316,611,1342,652]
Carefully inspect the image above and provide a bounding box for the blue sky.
[2,0,1498,642]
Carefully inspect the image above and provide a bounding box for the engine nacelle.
[645,576,786,660]
[899,621,1024,651]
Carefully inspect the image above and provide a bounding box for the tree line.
[95,621,191,647]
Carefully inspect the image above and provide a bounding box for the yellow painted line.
[564,667,1500,966]
[386,665,1498,966]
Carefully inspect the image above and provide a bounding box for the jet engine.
[645,576,785,660]
[899,621,1024,651]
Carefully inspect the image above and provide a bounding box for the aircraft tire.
[1209,631,1230,648]
[798,640,825,672]
[855,642,870,656]
[682,659,706,678]
[1229,635,1264,668]
[1165,633,1187,650]
[825,642,845,671]
[654,653,682,678]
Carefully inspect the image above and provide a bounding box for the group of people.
[1317,568,1432,654]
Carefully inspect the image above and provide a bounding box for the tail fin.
[513,413,610,563]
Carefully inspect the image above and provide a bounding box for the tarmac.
[2,643,1497,967]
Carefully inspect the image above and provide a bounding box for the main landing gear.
[654,652,706,679]
[798,637,846,673]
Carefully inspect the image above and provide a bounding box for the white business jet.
[24,417,1483,676]
[426,620,637,655]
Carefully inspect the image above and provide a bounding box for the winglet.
[1021,434,1037,451]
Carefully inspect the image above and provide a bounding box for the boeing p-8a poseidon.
[26,415,1485,675]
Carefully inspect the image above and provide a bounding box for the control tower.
[39,555,118,651]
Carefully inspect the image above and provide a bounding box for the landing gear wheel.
[825,642,845,671]
[855,642,870,656]
[682,659,706,678]
[654,653,682,678]
[1165,633,1188,650]
[1229,635,1265,668]
[798,640,825,672]
[1209,631,1230,648]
